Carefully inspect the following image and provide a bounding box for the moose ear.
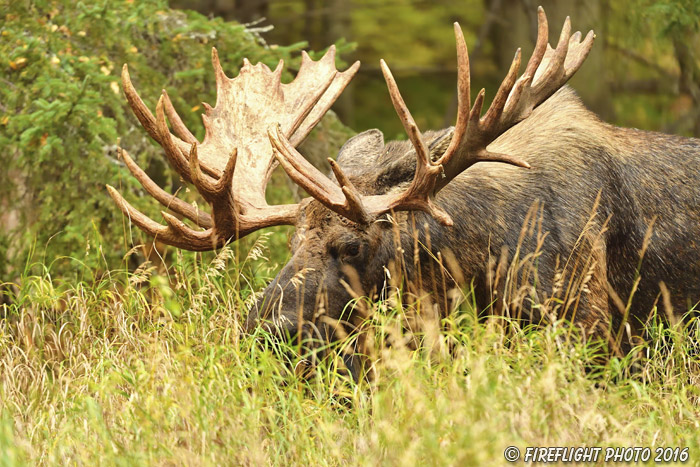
[427,128,454,161]
[336,129,385,171]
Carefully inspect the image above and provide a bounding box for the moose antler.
[108,46,359,250]
[270,7,594,226]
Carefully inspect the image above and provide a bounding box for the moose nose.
[245,290,302,340]
[244,313,302,344]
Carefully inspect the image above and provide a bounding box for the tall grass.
[1,234,699,466]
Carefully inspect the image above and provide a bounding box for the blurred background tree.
[171,0,700,136]
[2,0,699,288]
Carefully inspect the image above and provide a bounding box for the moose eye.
[342,242,361,259]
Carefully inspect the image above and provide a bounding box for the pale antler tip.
[348,60,361,73]
[121,64,132,88]
[161,211,184,226]
[432,207,454,226]
[379,58,390,74]
[106,185,128,208]
[562,16,572,33]
[267,123,282,143]
[453,22,466,41]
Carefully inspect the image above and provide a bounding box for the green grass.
[1,239,700,466]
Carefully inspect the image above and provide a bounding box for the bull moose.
[108,8,700,354]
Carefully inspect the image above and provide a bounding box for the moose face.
[245,199,397,339]
[245,129,457,339]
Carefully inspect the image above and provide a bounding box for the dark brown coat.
[248,87,700,351]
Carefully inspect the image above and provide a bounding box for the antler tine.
[107,185,219,251]
[379,59,432,169]
[188,143,218,200]
[289,59,360,147]
[533,16,571,94]
[440,22,471,169]
[122,64,158,141]
[469,89,486,124]
[161,211,220,249]
[523,6,549,78]
[510,12,593,119]
[188,143,239,201]
[124,66,219,181]
[504,7,549,119]
[378,58,447,208]
[564,29,595,78]
[211,47,228,90]
[328,158,369,223]
[288,47,340,138]
[268,125,370,222]
[118,148,213,228]
[433,22,531,190]
[155,94,194,183]
[123,66,200,154]
[155,93,222,183]
[161,90,197,144]
[270,126,341,197]
[481,48,522,136]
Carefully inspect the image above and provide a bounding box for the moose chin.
[108,7,700,356]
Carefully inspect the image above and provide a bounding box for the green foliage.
[644,0,700,35]
[346,0,483,69]
[0,244,699,464]
[0,0,353,280]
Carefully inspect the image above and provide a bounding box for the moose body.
[251,87,700,347]
[109,8,700,353]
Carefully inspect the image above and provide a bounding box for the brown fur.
[248,87,700,352]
